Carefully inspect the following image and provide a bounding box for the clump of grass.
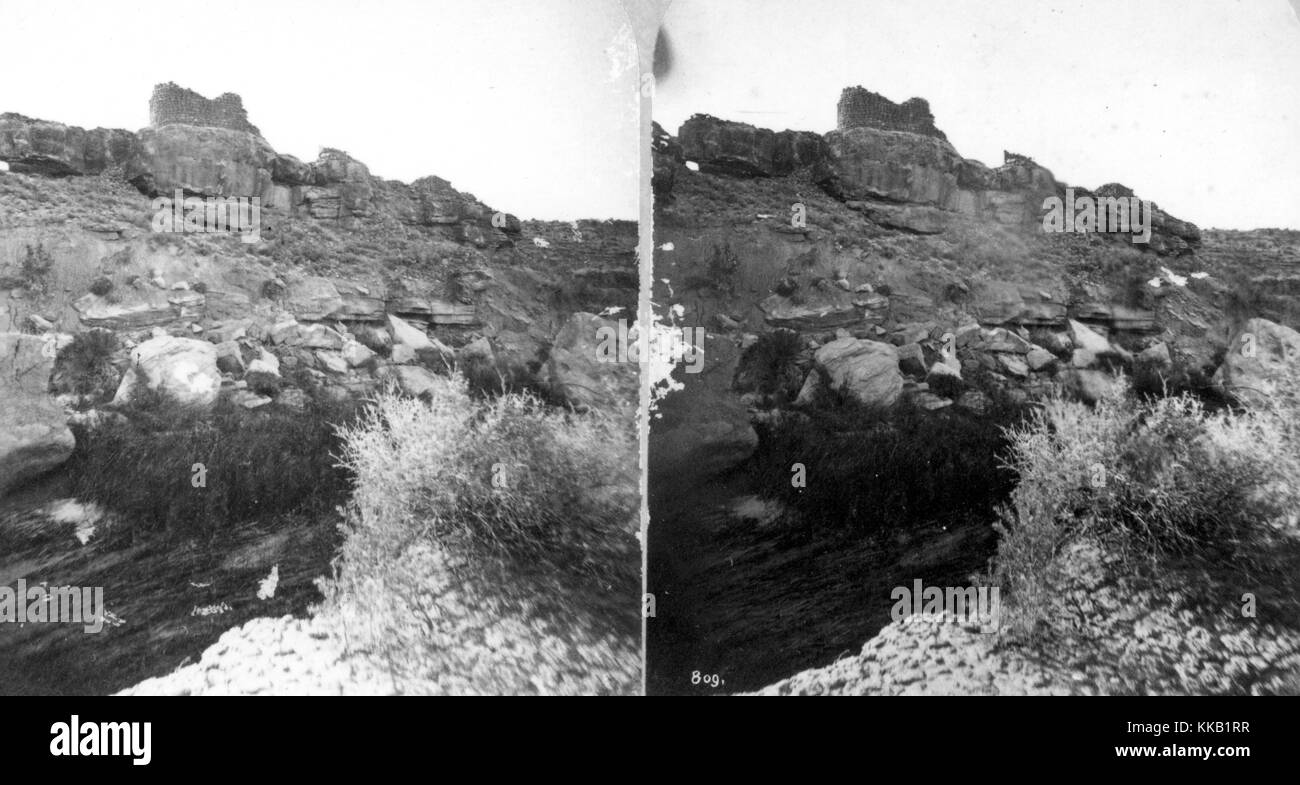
[52,330,120,402]
[65,385,357,541]
[926,369,966,399]
[734,329,805,402]
[244,370,283,397]
[752,395,1027,531]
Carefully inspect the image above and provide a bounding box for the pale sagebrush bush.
[334,377,638,584]
[1201,371,1300,539]
[316,374,639,694]
[993,378,1300,636]
[992,392,1134,633]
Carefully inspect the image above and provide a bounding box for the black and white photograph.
[0,0,642,697]
[0,0,1298,766]
[647,0,1300,699]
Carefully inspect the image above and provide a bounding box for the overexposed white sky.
[0,0,639,221]
[655,0,1300,230]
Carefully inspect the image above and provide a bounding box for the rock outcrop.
[1,85,520,246]
[0,333,75,494]
[761,287,885,330]
[1214,318,1300,406]
[657,87,1199,253]
[652,121,681,199]
[678,114,828,178]
[545,312,639,412]
[651,83,1217,441]
[822,126,971,209]
[129,124,277,198]
[0,113,141,176]
[0,83,637,426]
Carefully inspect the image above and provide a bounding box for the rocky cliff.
[648,88,1290,491]
[0,84,637,493]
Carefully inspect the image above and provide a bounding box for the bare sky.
[0,0,639,221]
[655,0,1300,230]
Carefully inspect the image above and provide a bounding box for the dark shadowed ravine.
[0,470,338,695]
[647,467,997,696]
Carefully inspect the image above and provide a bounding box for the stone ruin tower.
[836,86,946,141]
[148,82,262,136]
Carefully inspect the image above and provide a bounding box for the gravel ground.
[751,541,1300,696]
[117,615,408,696]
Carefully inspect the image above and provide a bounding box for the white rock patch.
[256,565,280,601]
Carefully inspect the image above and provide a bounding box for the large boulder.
[112,336,222,408]
[386,315,453,367]
[810,337,903,408]
[1026,346,1057,372]
[0,333,74,495]
[544,312,637,412]
[1067,319,1119,367]
[387,314,435,352]
[1213,318,1300,407]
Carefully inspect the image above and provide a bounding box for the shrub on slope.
[993,380,1300,638]
[317,375,639,695]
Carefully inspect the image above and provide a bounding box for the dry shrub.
[993,378,1300,637]
[317,374,639,694]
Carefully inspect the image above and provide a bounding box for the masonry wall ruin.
[836,87,946,140]
[148,82,261,136]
